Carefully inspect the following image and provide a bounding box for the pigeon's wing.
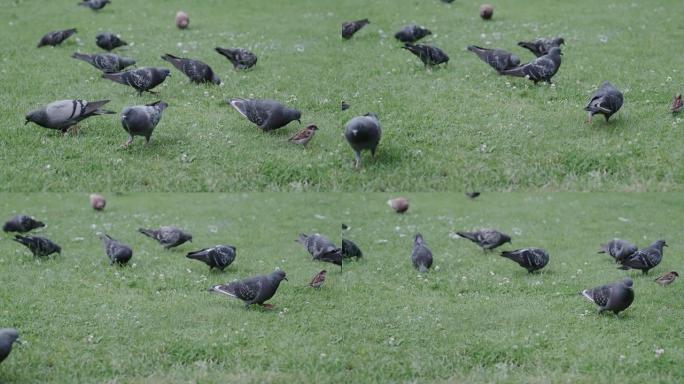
[479,230,502,248]
[342,239,363,258]
[583,284,611,307]
[228,277,261,302]
[229,99,270,127]
[159,228,181,247]
[212,247,236,268]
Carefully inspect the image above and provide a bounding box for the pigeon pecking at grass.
[500,47,562,84]
[297,233,343,270]
[500,248,549,273]
[402,43,449,67]
[228,98,301,132]
[120,100,168,147]
[138,226,192,249]
[78,0,110,11]
[37,28,77,48]
[102,67,171,95]
[99,234,133,265]
[215,47,257,70]
[3,215,45,233]
[394,24,432,43]
[341,224,363,259]
[342,19,370,39]
[13,235,61,257]
[465,192,480,199]
[209,269,287,308]
[585,81,623,123]
[288,124,318,147]
[598,238,637,263]
[517,37,565,57]
[466,45,520,73]
[344,113,381,168]
[0,329,20,364]
[456,229,511,251]
[161,54,220,84]
[618,240,666,275]
[411,233,433,273]
[95,32,127,51]
[581,278,634,316]
[186,245,236,271]
[654,271,678,286]
[25,99,115,134]
[72,52,135,73]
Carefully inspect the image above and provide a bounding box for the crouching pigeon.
[25,99,114,133]
[456,229,511,251]
[228,98,301,132]
[78,0,110,11]
[0,329,20,364]
[402,43,449,67]
[96,32,127,51]
[394,24,431,43]
[161,54,220,84]
[342,19,370,39]
[581,278,634,316]
[37,28,77,47]
[99,234,133,265]
[297,233,343,270]
[138,226,192,249]
[102,67,171,95]
[500,248,549,273]
[517,37,564,57]
[3,215,45,233]
[500,47,562,84]
[13,235,61,257]
[411,233,433,273]
[186,245,236,271]
[209,269,287,308]
[618,240,666,274]
[344,113,381,168]
[120,100,168,147]
[72,52,136,73]
[215,47,257,70]
[466,45,520,73]
[585,81,623,123]
[598,238,637,263]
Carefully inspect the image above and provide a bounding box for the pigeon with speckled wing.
[517,37,564,57]
[103,67,171,95]
[100,234,133,265]
[72,52,135,73]
[186,245,236,271]
[161,54,220,84]
[120,100,168,147]
[500,47,562,84]
[3,215,45,233]
[411,233,433,272]
[96,32,127,51]
[228,98,301,132]
[500,248,549,273]
[13,235,61,257]
[215,47,257,70]
[618,240,666,274]
[581,278,634,315]
[0,329,20,364]
[585,81,623,122]
[456,229,511,251]
[138,226,192,249]
[599,238,637,263]
[37,28,77,47]
[467,45,520,73]
[209,270,287,307]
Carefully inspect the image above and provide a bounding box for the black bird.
[581,278,634,315]
[0,329,20,364]
[341,224,363,259]
[342,19,370,39]
[13,235,61,257]
[99,234,133,265]
[72,52,135,73]
[3,215,45,233]
[585,81,623,123]
[138,226,192,249]
[344,113,381,168]
[465,192,480,199]
[161,54,220,84]
[209,270,287,308]
[25,99,115,133]
[228,98,301,132]
[102,67,171,95]
[618,240,666,274]
[518,37,565,57]
[297,233,343,270]
[394,24,431,43]
[466,45,520,73]
[598,238,637,263]
[215,47,257,70]
[120,100,168,147]
[96,32,127,51]
[411,233,433,273]
[341,101,350,111]
[500,248,549,273]
[37,28,77,48]
[500,47,562,84]
[456,229,511,251]
[78,0,110,11]
[402,43,449,67]
[186,245,236,271]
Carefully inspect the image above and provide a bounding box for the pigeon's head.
[120,57,136,68]
[509,54,520,67]
[54,244,62,254]
[148,100,168,111]
[286,108,301,124]
[548,47,562,56]
[95,33,108,44]
[25,109,46,126]
[211,72,221,85]
[271,269,288,282]
[554,37,565,46]
[414,233,424,244]
[159,68,172,78]
[653,239,668,249]
[502,234,512,244]
[622,278,633,288]
[364,112,379,121]
[0,328,20,346]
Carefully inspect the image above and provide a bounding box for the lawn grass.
[0,193,682,383]
[1,0,683,191]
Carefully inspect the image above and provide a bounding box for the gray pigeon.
[500,47,562,84]
[618,240,667,275]
[342,19,370,39]
[402,43,449,67]
[99,234,133,265]
[518,37,565,57]
[297,233,343,270]
[96,32,127,51]
[228,98,301,132]
[25,99,114,133]
[3,215,45,233]
[341,224,363,259]
[344,113,381,168]
[599,238,637,263]
[500,248,549,273]
[72,52,135,73]
[581,278,634,315]
[37,28,77,48]
[186,245,236,271]
[209,269,287,308]
[394,24,432,43]
[456,229,511,251]
[585,81,623,123]
[120,100,168,147]
[466,45,520,73]
[161,54,221,84]
[78,0,110,10]
[138,226,192,249]
[102,67,171,95]
[411,233,433,273]
[215,47,257,70]
[0,329,20,364]
[13,235,61,257]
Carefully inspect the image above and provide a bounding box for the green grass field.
[0,193,682,383]
[1,0,683,191]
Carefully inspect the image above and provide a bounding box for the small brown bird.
[308,270,327,288]
[654,271,679,286]
[288,124,318,147]
[670,94,683,114]
[175,11,189,29]
[388,197,409,213]
[479,4,494,20]
[90,194,106,211]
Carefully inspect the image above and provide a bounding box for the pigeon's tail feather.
[418,264,428,273]
[161,54,183,71]
[215,47,235,60]
[617,265,630,270]
[580,289,594,302]
[12,235,29,246]
[228,98,249,119]
[72,52,94,65]
[455,231,476,242]
[598,243,607,254]
[138,228,156,238]
[517,41,535,51]
[102,72,126,85]
[296,234,308,245]
[500,66,527,78]
[466,45,483,53]
[208,284,237,298]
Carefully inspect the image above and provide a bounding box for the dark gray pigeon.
[96,32,127,51]
[102,67,171,95]
[99,234,133,265]
[228,98,301,132]
[344,113,381,168]
[25,99,114,133]
[215,47,257,70]
[456,229,511,251]
[618,240,666,275]
[186,245,236,271]
[342,19,370,39]
[402,43,449,67]
[0,329,20,364]
[13,235,61,257]
[78,0,110,10]
[120,100,168,147]
[518,37,565,57]
[599,238,637,263]
[161,54,220,84]
[297,233,343,270]
[394,24,431,43]
[411,233,433,273]
[3,215,45,233]
[585,81,623,123]
[466,45,520,73]
[500,248,549,273]
[209,269,287,308]
[500,47,562,84]
[341,223,363,259]
[138,226,192,249]
[581,278,634,315]
[72,52,135,73]
[37,28,77,48]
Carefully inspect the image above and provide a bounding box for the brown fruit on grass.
[479,4,494,20]
[90,194,106,211]
[387,197,409,213]
[175,11,189,29]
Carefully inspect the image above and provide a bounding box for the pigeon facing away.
[186,245,236,271]
[79,0,110,10]
[102,67,171,95]
[402,43,449,67]
[96,32,127,51]
[72,52,135,73]
[654,271,679,286]
[466,45,520,73]
[456,229,511,251]
[618,240,667,274]
[394,24,432,43]
[297,233,343,270]
[161,54,220,84]
[37,28,77,47]
[670,94,683,114]
[500,248,549,273]
[228,98,301,132]
[344,113,381,168]
[138,226,192,249]
[0,329,20,364]
[518,37,565,57]
[581,278,634,315]
[99,234,133,265]
[25,99,115,133]
[341,101,350,111]
[342,19,370,39]
[500,47,562,84]
[599,238,637,263]
[3,215,45,233]
[120,101,168,147]
[308,270,327,288]
[288,124,318,147]
[411,233,433,273]
[13,235,61,257]
[209,269,287,308]
[585,81,624,123]
[215,47,257,70]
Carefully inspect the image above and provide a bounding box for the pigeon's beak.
[24,119,30,125]
[283,277,288,281]
[297,119,301,124]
